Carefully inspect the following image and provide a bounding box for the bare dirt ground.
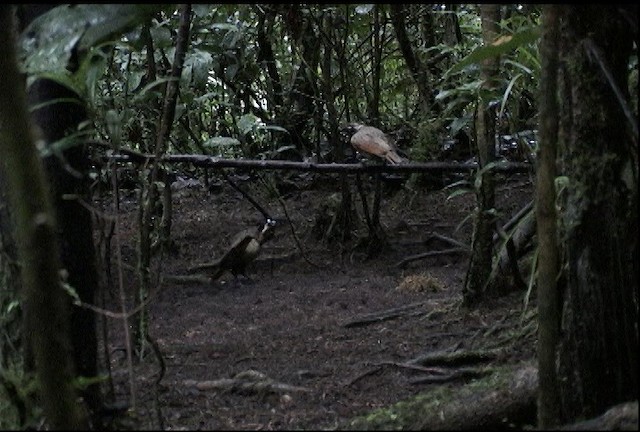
[100,170,536,430]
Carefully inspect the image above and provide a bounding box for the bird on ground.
[187,219,276,283]
[340,123,407,165]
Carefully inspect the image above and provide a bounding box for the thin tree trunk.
[368,4,382,125]
[536,5,561,428]
[463,4,499,306]
[136,3,191,357]
[255,5,283,111]
[389,4,432,117]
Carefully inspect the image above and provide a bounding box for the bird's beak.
[262,219,276,234]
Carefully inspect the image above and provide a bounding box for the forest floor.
[99,168,537,430]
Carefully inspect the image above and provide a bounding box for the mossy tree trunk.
[554,5,638,424]
[463,4,499,306]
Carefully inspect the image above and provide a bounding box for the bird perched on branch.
[340,123,407,165]
[187,219,276,283]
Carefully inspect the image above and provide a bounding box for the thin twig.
[257,174,323,269]
[222,171,273,221]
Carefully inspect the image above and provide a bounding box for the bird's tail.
[210,267,226,281]
[385,150,407,165]
[187,260,221,274]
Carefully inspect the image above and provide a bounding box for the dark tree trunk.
[321,7,354,242]
[389,4,433,117]
[280,4,320,155]
[28,78,103,414]
[17,3,103,417]
[536,5,562,427]
[1,6,87,428]
[367,4,383,126]
[442,4,463,46]
[555,4,638,424]
[256,5,283,111]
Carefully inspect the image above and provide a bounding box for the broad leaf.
[443,26,540,79]
[20,4,166,75]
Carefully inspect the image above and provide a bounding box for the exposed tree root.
[344,362,538,430]
[346,347,506,389]
[560,401,638,431]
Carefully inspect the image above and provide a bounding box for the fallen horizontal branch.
[104,150,533,174]
[183,378,311,394]
[407,348,507,367]
[342,301,428,328]
[492,200,534,244]
[396,247,470,268]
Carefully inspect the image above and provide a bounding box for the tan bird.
[341,123,406,165]
[188,219,276,283]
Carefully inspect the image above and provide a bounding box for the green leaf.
[225,63,239,81]
[193,4,214,17]
[238,114,260,136]
[503,59,533,76]
[74,374,109,390]
[106,109,123,145]
[131,77,177,103]
[150,25,174,50]
[443,26,540,79]
[274,145,296,154]
[20,4,166,76]
[184,49,213,88]
[498,73,523,121]
[262,125,289,134]
[449,115,473,137]
[78,4,169,52]
[203,137,241,148]
[39,129,94,159]
[211,23,239,32]
[355,4,375,14]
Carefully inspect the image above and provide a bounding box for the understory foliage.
[18,4,541,165]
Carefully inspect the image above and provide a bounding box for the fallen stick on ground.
[341,301,428,328]
[183,369,311,394]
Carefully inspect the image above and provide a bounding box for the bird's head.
[339,123,364,140]
[258,218,277,243]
